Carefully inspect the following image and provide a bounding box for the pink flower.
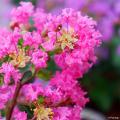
[23,31,42,48]
[33,9,47,33]
[41,32,56,51]
[0,63,21,85]
[0,28,21,58]
[21,83,43,101]
[11,2,34,24]
[61,8,78,24]
[31,50,48,69]
[45,70,88,107]
[69,105,82,120]
[0,85,13,109]
[53,8,101,78]
[45,85,63,104]
[53,106,82,120]
[12,107,27,120]
[53,107,72,120]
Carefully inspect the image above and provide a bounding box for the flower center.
[9,49,30,68]
[57,28,78,50]
[34,105,54,120]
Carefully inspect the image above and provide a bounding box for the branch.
[6,81,22,120]
[6,70,37,120]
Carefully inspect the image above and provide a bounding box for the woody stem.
[6,81,22,120]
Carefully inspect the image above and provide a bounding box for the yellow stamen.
[57,28,78,50]
[34,105,54,120]
[10,49,30,68]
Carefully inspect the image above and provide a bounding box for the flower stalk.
[6,81,22,120]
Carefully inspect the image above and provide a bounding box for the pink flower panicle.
[31,50,48,69]
[0,2,101,120]
[0,63,21,85]
[12,107,27,120]
[11,2,34,25]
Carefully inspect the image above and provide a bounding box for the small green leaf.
[1,110,6,117]
[25,45,30,51]
[19,63,32,73]
[37,69,52,81]
[29,17,34,25]
[18,39,23,47]
[4,55,11,62]
[0,75,4,86]
[38,96,44,104]
[21,70,33,84]
[47,59,59,74]
[18,105,34,119]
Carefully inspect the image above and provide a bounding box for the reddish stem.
[6,71,37,120]
[6,81,22,120]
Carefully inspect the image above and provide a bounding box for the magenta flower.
[11,2,34,24]
[31,50,48,69]
[0,63,21,85]
[0,85,12,109]
[23,31,42,48]
[12,107,27,120]
[21,83,43,101]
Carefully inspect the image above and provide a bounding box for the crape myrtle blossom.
[21,82,44,101]
[38,0,120,41]
[11,107,27,120]
[45,70,89,106]
[31,50,48,69]
[0,2,101,120]
[20,70,88,104]
[0,63,21,85]
[0,28,21,58]
[20,71,88,120]
[53,106,82,120]
[53,9,101,75]
[23,31,42,48]
[11,2,34,25]
[0,85,14,110]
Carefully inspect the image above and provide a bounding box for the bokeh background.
[0,0,120,119]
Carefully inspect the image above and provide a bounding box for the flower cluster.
[38,0,120,41]
[0,2,101,120]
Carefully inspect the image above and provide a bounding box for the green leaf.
[37,58,59,81]
[19,63,32,73]
[47,58,59,74]
[0,75,4,86]
[21,70,33,84]
[4,55,11,62]
[38,96,44,104]
[37,69,52,81]
[29,17,34,25]
[48,48,62,56]
[0,110,6,117]
[18,105,34,119]
[25,45,30,51]
[18,39,23,47]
